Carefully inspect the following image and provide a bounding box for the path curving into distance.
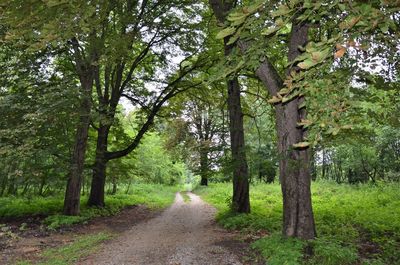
[79,192,242,265]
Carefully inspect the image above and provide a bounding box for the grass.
[16,232,112,265]
[195,181,400,265]
[0,183,179,229]
[181,192,191,203]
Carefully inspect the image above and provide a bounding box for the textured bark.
[252,21,316,239]
[63,76,93,216]
[227,77,250,213]
[88,125,110,207]
[209,0,250,213]
[199,147,209,186]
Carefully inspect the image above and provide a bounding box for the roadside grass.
[195,181,400,265]
[15,232,112,265]
[181,192,191,203]
[0,183,179,229]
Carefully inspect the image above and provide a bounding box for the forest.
[0,0,399,264]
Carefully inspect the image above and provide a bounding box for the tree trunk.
[88,125,110,207]
[275,99,315,239]
[209,0,250,214]
[199,146,209,186]
[111,178,117,195]
[251,21,316,239]
[227,77,250,213]
[63,77,93,216]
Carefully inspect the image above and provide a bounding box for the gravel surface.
[79,192,243,265]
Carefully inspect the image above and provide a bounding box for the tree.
[216,0,398,239]
[167,84,228,186]
[209,0,250,213]
[2,0,206,211]
[85,1,206,207]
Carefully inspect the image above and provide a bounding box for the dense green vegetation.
[196,182,400,264]
[0,184,178,229]
[0,0,399,264]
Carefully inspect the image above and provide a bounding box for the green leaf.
[226,26,243,45]
[262,26,280,36]
[298,58,317,69]
[298,101,306,110]
[216,27,236,39]
[271,5,291,18]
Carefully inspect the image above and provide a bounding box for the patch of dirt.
[79,193,247,265]
[0,204,157,265]
[357,229,382,262]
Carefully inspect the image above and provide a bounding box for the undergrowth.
[0,183,179,229]
[16,232,111,265]
[195,181,400,265]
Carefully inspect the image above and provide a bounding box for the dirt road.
[79,192,243,265]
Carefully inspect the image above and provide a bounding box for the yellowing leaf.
[268,96,282,104]
[293,142,310,149]
[334,47,346,59]
[298,59,317,69]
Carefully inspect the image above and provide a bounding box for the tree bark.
[227,77,250,213]
[88,125,110,207]
[199,147,209,186]
[209,0,250,213]
[252,21,316,239]
[63,76,93,216]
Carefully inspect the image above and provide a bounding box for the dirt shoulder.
[0,204,158,265]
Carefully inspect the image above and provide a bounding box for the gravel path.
[79,192,243,265]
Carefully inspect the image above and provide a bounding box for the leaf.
[45,0,69,7]
[272,5,291,17]
[327,127,340,136]
[278,88,291,95]
[262,26,279,36]
[341,125,353,130]
[268,96,282,104]
[226,26,243,45]
[297,119,312,127]
[281,91,300,103]
[311,48,330,62]
[227,12,247,26]
[334,47,346,59]
[298,58,317,69]
[293,142,310,148]
[298,101,306,110]
[216,27,236,39]
[245,1,264,14]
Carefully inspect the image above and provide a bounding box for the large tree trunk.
[275,99,315,239]
[209,0,250,213]
[199,146,209,186]
[63,77,93,216]
[227,77,250,213]
[88,125,110,207]
[253,21,316,239]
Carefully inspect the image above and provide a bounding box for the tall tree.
[86,0,203,207]
[216,0,398,239]
[209,0,250,213]
[2,1,117,215]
